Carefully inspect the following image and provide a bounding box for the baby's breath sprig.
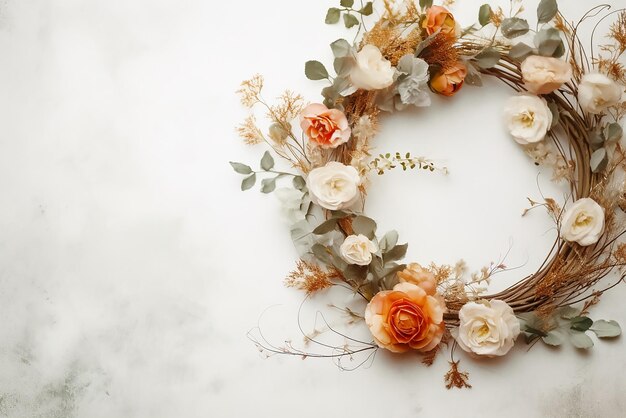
[369,152,448,175]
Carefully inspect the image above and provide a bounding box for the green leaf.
[604,123,623,142]
[260,151,274,171]
[325,8,341,24]
[330,39,352,58]
[542,330,564,346]
[380,230,399,253]
[359,2,373,16]
[260,177,277,194]
[475,47,500,69]
[547,101,560,128]
[312,218,339,235]
[587,130,605,150]
[558,305,580,320]
[569,331,594,349]
[384,243,408,264]
[343,13,359,29]
[352,216,377,239]
[509,43,535,61]
[590,148,608,173]
[501,18,530,39]
[312,244,334,265]
[535,28,564,58]
[478,4,492,26]
[419,0,433,9]
[537,0,558,24]
[334,56,354,77]
[590,320,622,338]
[293,176,306,191]
[570,316,593,332]
[340,0,354,7]
[305,60,329,81]
[241,173,257,191]
[229,162,252,175]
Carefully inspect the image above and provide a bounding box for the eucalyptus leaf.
[604,123,623,143]
[542,330,564,346]
[419,0,433,9]
[230,162,252,175]
[535,28,564,58]
[509,42,535,61]
[334,56,354,77]
[325,8,341,24]
[369,256,385,279]
[330,39,352,58]
[570,316,593,332]
[340,0,354,7]
[590,320,622,338]
[537,0,558,24]
[558,305,580,320]
[312,244,334,265]
[344,264,367,282]
[359,2,373,16]
[380,230,399,253]
[260,177,277,194]
[352,215,377,239]
[501,18,530,38]
[547,101,560,128]
[305,60,329,80]
[587,130,605,150]
[384,243,408,264]
[569,331,594,349]
[475,47,500,69]
[312,218,339,235]
[590,148,608,173]
[241,173,257,191]
[343,13,359,29]
[260,151,274,171]
[478,4,492,26]
[293,176,306,191]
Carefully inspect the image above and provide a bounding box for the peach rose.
[299,103,351,149]
[521,55,572,95]
[397,263,437,296]
[422,6,457,37]
[430,63,467,97]
[364,282,447,353]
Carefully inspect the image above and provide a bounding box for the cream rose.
[521,55,572,95]
[578,73,622,114]
[350,45,395,91]
[306,162,361,211]
[561,198,605,246]
[340,234,378,266]
[504,94,553,145]
[452,300,520,357]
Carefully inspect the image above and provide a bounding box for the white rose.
[521,55,572,95]
[306,162,361,211]
[452,300,520,357]
[350,45,395,91]
[561,198,605,246]
[504,94,553,145]
[340,234,378,266]
[578,73,622,114]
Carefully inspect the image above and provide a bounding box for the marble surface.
[0,0,625,417]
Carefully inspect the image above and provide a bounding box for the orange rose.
[397,263,437,296]
[430,63,467,97]
[299,103,351,149]
[422,6,457,37]
[364,282,447,353]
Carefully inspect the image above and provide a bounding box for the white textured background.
[0,0,625,417]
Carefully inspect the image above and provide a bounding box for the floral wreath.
[232,0,626,388]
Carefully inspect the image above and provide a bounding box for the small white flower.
[340,234,378,266]
[561,198,605,246]
[452,300,521,357]
[396,55,431,107]
[504,94,553,145]
[306,162,361,211]
[350,45,395,91]
[578,73,622,114]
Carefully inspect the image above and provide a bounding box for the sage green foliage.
[478,4,492,27]
[325,0,373,29]
[474,47,500,69]
[585,123,623,173]
[537,0,558,24]
[519,306,621,349]
[534,28,565,58]
[508,42,535,61]
[309,212,409,297]
[419,0,433,9]
[305,61,329,81]
[501,17,530,38]
[230,152,301,193]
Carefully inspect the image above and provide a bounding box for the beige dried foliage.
[237,115,264,145]
[237,74,264,107]
[285,260,342,295]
